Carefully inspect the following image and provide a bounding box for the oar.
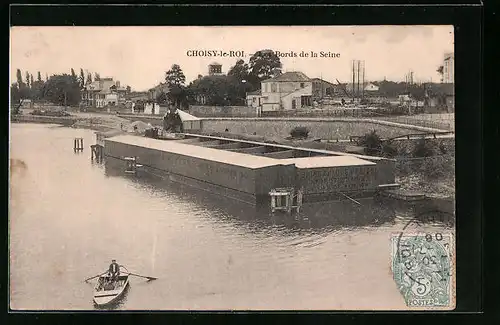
[84,271,107,283]
[127,273,157,281]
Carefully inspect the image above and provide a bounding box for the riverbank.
[11,112,132,133]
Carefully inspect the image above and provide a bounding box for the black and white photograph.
[9,25,456,310]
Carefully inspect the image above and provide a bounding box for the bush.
[419,155,454,179]
[358,130,382,155]
[290,126,310,139]
[381,141,398,158]
[412,138,438,158]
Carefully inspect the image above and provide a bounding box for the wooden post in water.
[74,138,84,152]
[91,144,104,162]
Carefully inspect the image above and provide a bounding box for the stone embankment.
[12,113,132,132]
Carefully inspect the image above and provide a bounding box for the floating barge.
[103,133,397,207]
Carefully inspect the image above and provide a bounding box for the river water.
[9,123,454,310]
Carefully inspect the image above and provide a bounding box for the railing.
[349,131,454,143]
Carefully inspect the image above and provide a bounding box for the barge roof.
[106,135,287,169]
[280,156,376,169]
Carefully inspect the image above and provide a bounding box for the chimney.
[116,81,120,88]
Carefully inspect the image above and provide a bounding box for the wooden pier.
[90,144,104,162]
[74,138,84,152]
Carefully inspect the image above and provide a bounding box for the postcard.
[10,25,455,310]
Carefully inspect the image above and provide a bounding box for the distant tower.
[208,62,223,76]
[443,52,454,83]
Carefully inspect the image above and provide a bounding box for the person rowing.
[108,259,120,283]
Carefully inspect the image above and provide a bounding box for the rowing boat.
[93,267,130,306]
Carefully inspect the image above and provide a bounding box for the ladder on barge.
[269,187,303,214]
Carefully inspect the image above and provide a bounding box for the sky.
[10,26,454,92]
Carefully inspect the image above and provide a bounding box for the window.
[271,83,277,92]
[300,83,305,88]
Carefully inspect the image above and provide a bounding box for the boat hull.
[93,273,130,307]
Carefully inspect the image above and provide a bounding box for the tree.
[165,64,186,86]
[436,66,444,83]
[31,72,45,101]
[228,59,249,81]
[358,130,383,156]
[168,84,188,109]
[412,138,437,158]
[188,75,250,106]
[10,83,21,104]
[41,74,81,106]
[290,126,310,139]
[126,85,131,93]
[79,68,85,88]
[165,64,187,108]
[94,73,101,81]
[45,73,48,82]
[25,71,30,88]
[86,72,92,85]
[16,69,23,86]
[30,74,34,89]
[248,49,282,82]
[156,92,168,104]
[71,68,76,79]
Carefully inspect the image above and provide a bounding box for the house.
[246,89,261,108]
[424,83,454,113]
[344,82,380,96]
[311,78,343,99]
[81,78,129,108]
[208,62,223,76]
[148,82,170,101]
[252,71,313,111]
[364,82,380,92]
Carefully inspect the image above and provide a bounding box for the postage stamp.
[391,232,455,309]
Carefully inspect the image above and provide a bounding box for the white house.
[248,71,313,112]
[364,82,380,92]
[246,90,261,108]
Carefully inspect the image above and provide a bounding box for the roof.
[177,109,201,121]
[247,90,261,96]
[86,79,117,92]
[149,83,170,93]
[209,62,222,66]
[345,82,379,92]
[105,135,284,169]
[162,109,200,121]
[280,156,376,169]
[262,71,311,83]
[311,78,337,87]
